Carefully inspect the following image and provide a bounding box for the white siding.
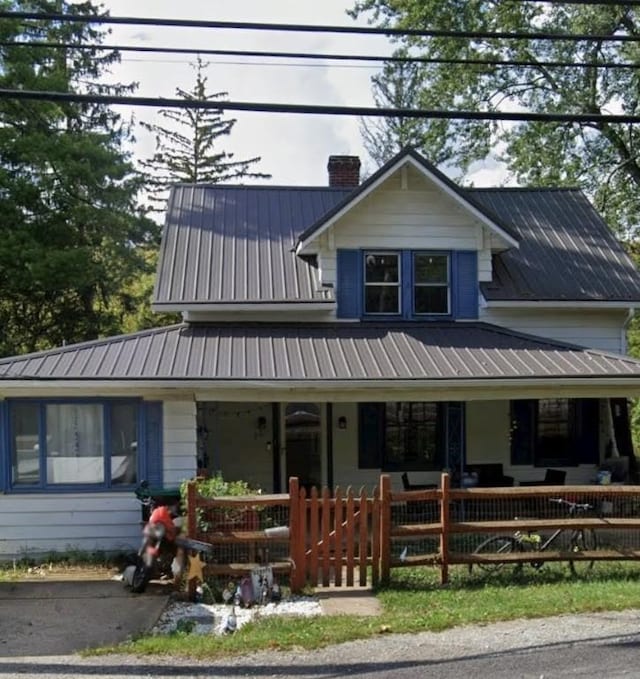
[466,400,599,485]
[0,398,199,560]
[319,166,484,289]
[163,399,197,486]
[0,493,141,558]
[479,307,628,353]
[200,402,273,492]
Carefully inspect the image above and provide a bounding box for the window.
[359,402,445,470]
[10,400,139,488]
[364,252,400,314]
[510,398,600,467]
[414,253,449,314]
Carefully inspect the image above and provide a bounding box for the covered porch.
[195,395,637,495]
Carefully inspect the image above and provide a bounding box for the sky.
[92,0,505,187]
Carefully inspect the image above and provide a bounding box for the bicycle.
[469,497,598,577]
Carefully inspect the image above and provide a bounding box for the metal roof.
[1,322,639,382]
[473,189,640,302]
[153,174,640,308]
[153,184,350,307]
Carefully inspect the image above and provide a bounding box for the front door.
[281,403,323,492]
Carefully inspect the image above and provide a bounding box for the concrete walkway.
[315,586,382,616]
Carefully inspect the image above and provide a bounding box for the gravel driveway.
[2,609,640,679]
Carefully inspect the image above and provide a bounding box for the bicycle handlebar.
[549,497,593,512]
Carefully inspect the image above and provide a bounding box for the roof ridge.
[170,183,351,192]
[468,186,582,193]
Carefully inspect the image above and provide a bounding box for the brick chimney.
[327,155,361,188]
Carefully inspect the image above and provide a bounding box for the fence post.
[379,474,392,585]
[186,480,197,600]
[440,472,450,586]
[288,476,303,593]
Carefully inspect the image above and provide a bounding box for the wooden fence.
[184,474,640,592]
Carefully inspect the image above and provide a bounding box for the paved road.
[1,610,639,678]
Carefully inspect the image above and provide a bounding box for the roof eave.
[152,301,336,313]
[484,300,640,309]
[1,376,639,401]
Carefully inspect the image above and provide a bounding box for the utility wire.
[2,12,639,43]
[2,40,639,71]
[2,88,640,124]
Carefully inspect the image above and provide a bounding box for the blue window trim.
[361,249,456,321]
[3,397,146,494]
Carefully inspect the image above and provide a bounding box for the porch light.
[256,416,267,435]
[338,416,347,430]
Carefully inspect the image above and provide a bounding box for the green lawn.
[99,562,640,660]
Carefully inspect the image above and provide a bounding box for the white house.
[2,147,640,559]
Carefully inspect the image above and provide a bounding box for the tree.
[0,0,160,355]
[140,58,270,209]
[350,1,640,236]
[359,55,432,166]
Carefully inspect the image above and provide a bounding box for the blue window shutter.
[336,249,362,319]
[0,400,6,491]
[445,402,465,475]
[143,401,163,487]
[453,251,478,319]
[574,399,599,465]
[402,251,412,318]
[510,400,535,465]
[358,403,383,469]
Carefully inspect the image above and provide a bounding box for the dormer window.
[414,253,449,315]
[337,248,477,320]
[364,252,400,314]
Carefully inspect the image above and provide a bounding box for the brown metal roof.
[1,322,639,382]
[153,181,640,308]
[473,189,640,302]
[153,184,350,307]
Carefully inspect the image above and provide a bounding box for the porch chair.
[401,472,437,491]
[400,473,438,523]
[520,468,567,486]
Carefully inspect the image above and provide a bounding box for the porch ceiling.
[1,322,640,387]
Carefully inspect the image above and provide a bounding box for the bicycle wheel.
[569,529,597,576]
[469,536,518,573]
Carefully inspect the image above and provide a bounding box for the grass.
[97,562,640,660]
[0,551,124,581]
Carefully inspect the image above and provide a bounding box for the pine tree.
[0,0,159,354]
[140,58,270,210]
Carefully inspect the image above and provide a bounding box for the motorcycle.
[127,481,186,594]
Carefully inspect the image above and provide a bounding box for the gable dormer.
[296,148,519,321]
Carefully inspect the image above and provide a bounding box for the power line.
[2,87,639,124]
[2,12,640,43]
[2,40,639,71]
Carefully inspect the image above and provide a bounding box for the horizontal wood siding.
[200,402,274,491]
[334,168,481,246]
[466,400,600,485]
[479,308,627,353]
[163,399,197,486]
[0,493,141,558]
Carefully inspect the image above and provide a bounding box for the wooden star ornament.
[187,552,205,582]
